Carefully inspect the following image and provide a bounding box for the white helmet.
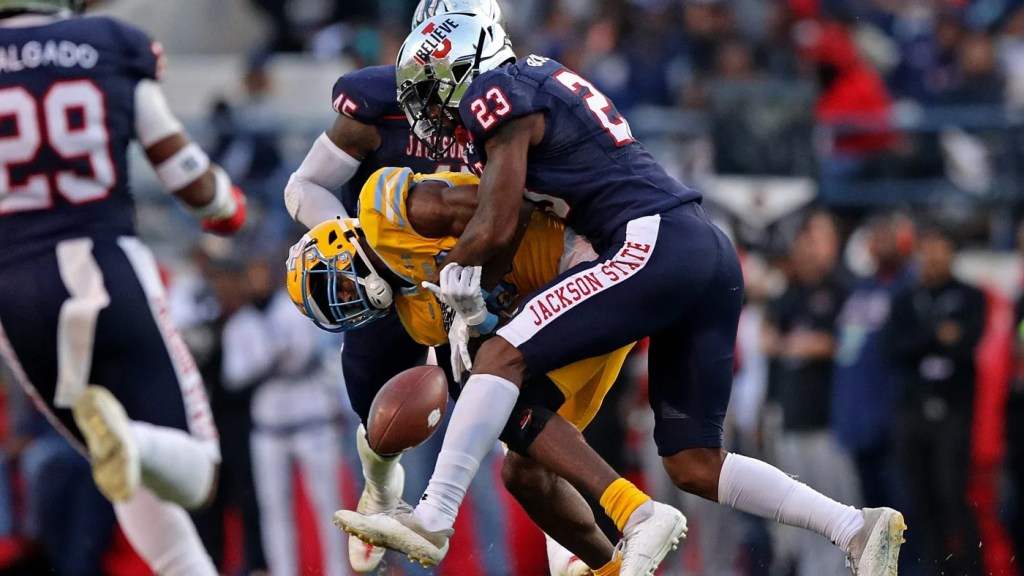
[410,0,503,30]
[396,12,516,157]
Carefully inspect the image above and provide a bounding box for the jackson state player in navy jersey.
[337,13,908,576]
[0,1,246,575]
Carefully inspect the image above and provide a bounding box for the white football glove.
[422,263,488,327]
[448,313,473,379]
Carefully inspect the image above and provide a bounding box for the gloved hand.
[422,263,488,327]
[448,313,473,379]
[201,185,247,235]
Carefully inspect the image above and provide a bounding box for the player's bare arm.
[136,80,244,234]
[440,112,544,268]
[284,112,381,228]
[328,111,382,157]
[404,181,482,238]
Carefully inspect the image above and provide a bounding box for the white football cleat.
[845,507,907,576]
[619,501,687,576]
[335,501,452,567]
[72,385,140,503]
[349,427,405,573]
[546,533,591,576]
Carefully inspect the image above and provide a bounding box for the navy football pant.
[498,201,743,456]
[0,236,217,451]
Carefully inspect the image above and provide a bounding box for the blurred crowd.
[3,0,1024,575]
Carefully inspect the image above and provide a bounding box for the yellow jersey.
[358,167,632,430]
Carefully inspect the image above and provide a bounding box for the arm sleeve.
[283,133,360,228]
[134,79,184,147]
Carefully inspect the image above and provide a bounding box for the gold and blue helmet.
[286,218,393,332]
[396,12,515,157]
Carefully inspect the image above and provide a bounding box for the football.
[366,365,449,455]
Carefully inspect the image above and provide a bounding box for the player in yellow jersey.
[287,166,668,575]
[358,167,629,432]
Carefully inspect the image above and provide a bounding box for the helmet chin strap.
[469,27,486,80]
[341,219,394,310]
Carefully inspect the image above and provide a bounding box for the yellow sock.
[599,478,651,532]
[592,555,622,576]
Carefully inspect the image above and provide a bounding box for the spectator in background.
[887,226,985,576]
[884,5,963,104]
[683,0,737,76]
[806,21,897,157]
[16,404,116,576]
[832,213,916,509]
[187,256,268,576]
[230,257,347,576]
[762,211,860,576]
[942,31,1006,106]
[999,5,1024,110]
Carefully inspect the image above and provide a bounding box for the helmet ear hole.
[364,274,394,309]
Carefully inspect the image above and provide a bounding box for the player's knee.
[195,463,219,510]
[473,337,527,383]
[499,399,556,455]
[663,447,727,501]
[501,452,557,501]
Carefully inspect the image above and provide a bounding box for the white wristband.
[155,142,211,193]
[189,165,236,219]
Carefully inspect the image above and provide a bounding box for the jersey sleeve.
[108,18,163,81]
[459,68,546,146]
[331,65,403,122]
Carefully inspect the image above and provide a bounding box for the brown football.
[367,365,449,456]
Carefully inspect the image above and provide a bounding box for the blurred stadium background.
[3,0,1024,574]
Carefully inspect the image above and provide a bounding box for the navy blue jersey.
[459,56,701,249]
[330,65,469,215]
[0,15,161,263]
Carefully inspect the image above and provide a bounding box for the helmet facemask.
[398,60,474,159]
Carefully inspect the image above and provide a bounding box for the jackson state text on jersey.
[458,55,701,250]
[0,16,161,263]
[329,65,470,215]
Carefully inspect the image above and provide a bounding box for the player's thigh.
[89,238,216,440]
[0,247,73,434]
[647,224,743,457]
[341,313,429,423]
[553,344,633,431]
[497,203,724,376]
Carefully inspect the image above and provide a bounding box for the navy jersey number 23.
[459,55,701,251]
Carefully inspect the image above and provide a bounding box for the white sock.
[356,423,401,500]
[114,487,217,576]
[717,453,864,552]
[131,422,219,510]
[414,373,519,532]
